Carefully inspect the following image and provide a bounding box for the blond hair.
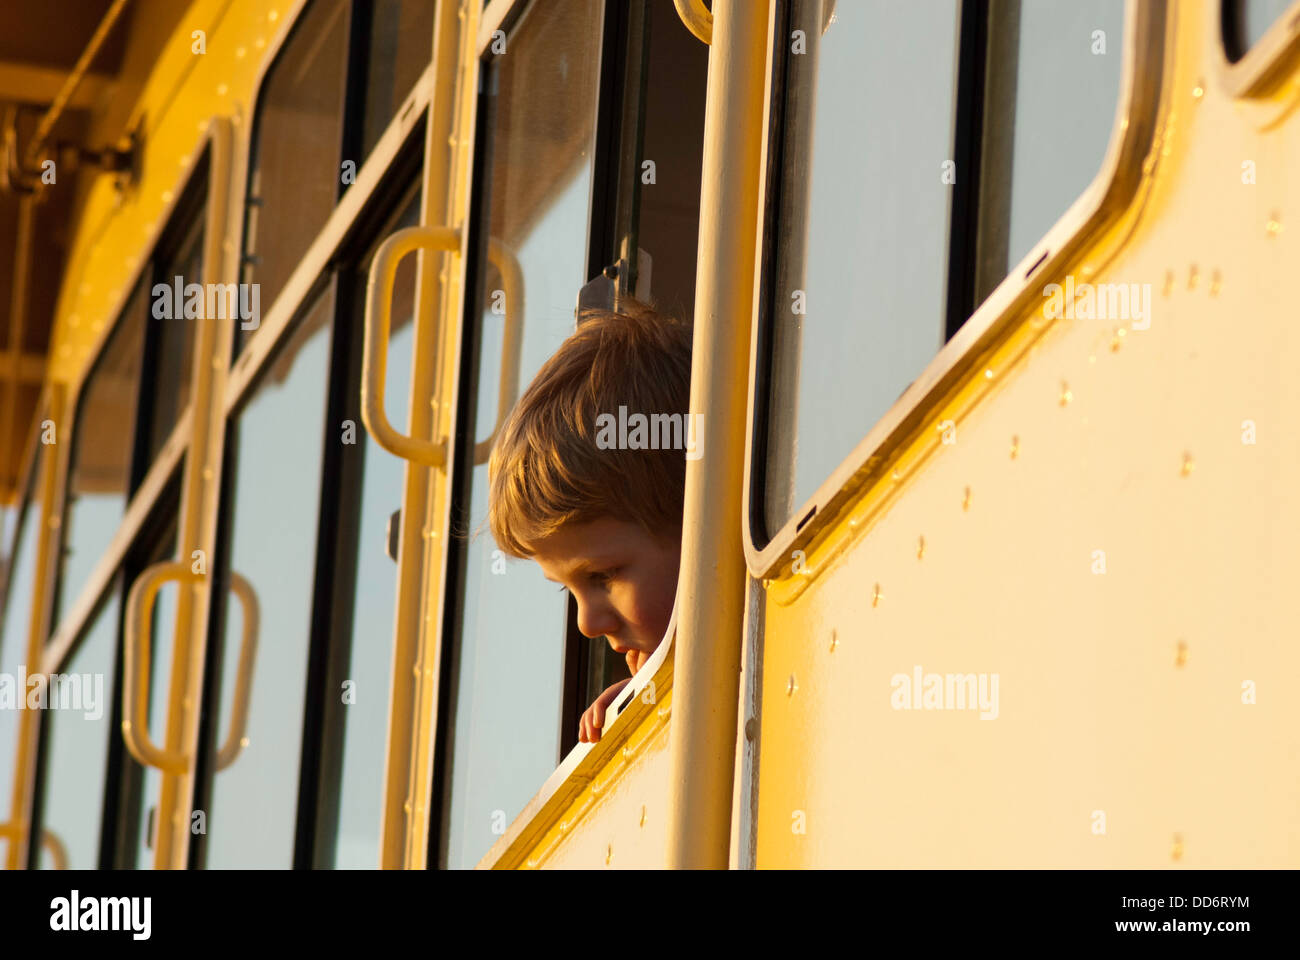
[488,300,693,557]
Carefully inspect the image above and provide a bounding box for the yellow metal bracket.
[0,823,67,868]
[214,570,259,771]
[122,561,197,775]
[363,226,524,467]
[363,226,461,467]
[674,0,713,44]
[473,237,524,465]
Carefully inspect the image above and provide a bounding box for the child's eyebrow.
[542,558,616,583]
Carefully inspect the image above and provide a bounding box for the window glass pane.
[144,212,204,460]
[325,193,419,868]
[0,483,41,838]
[763,0,960,535]
[243,0,351,323]
[57,280,148,627]
[1228,0,1295,58]
[1004,0,1125,271]
[203,289,335,868]
[128,527,181,868]
[35,592,119,868]
[445,0,605,870]
[360,0,435,157]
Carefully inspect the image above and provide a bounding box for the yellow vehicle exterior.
[483,0,1300,869]
[4,0,1298,869]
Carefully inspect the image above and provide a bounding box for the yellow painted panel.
[536,713,673,870]
[756,2,1300,868]
[501,689,675,870]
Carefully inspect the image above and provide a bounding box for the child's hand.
[579,679,633,744]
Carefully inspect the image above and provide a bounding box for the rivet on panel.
[1266,215,1282,236]
[1187,264,1199,290]
[1180,452,1194,477]
[916,535,925,560]
[829,630,838,652]
[962,486,972,511]
[891,468,902,482]
[1162,270,1175,296]
[983,368,994,380]
[1009,435,1019,459]
[872,584,883,608]
[1171,834,1184,861]
[1110,327,1125,352]
[1209,270,1221,296]
[1192,80,1204,99]
[744,717,758,741]
[1059,382,1072,406]
[1175,640,1188,667]
[786,674,798,697]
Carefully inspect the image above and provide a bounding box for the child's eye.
[590,569,618,588]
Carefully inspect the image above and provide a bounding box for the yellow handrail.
[362,225,461,467]
[215,571,259,771]
[674,0,713,44]
[363,225,524,467]
[0,823,67,868]
[473,237,524,464]
[122,562,196,775]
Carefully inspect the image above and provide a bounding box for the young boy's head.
[488,299,693,675]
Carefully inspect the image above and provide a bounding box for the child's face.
[531,516,680,676]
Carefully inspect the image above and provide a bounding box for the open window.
[434,0,707,869]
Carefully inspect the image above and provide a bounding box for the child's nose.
[575,596,619,640]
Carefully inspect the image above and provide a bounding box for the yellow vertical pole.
[154,118,233,868]
[666,0,770,868]
[5,383,66,870]
[379,0,471,868]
